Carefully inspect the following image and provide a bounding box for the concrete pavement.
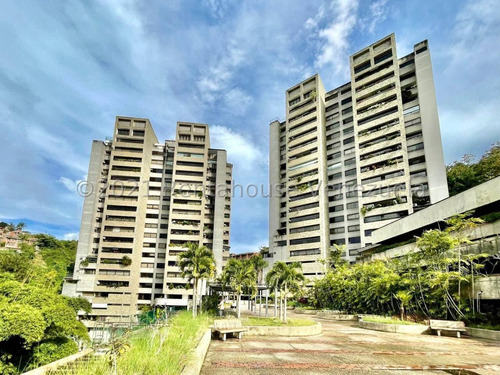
[201,312,500,374]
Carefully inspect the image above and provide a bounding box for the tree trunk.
[237,293,241,318]
[284,283,288,323]
[279,292,283,321]
[274,287,277,318]
[400,304,404,321]
[192,278,197,318]
[198,279,203,313]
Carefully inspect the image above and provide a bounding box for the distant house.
[0,228,36,249]
[230,252,258,261]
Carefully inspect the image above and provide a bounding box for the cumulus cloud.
[63,232,79,240]
[364,0,389,34]
[313,0,360,75]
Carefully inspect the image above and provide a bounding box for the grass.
[362,316,421,325]
[50,311,211,375]
[242,317,315,327]
[294,306,317,310]
[469,323,500,331]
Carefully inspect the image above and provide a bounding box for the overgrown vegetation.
[306,214,496,325]
[447,142,500,196]
[0,245,89,374]
[51,311,211,375]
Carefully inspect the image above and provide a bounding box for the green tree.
[266,262,305,322]
[447,142,500,196]
[177,243,216,317]
[222,259,256,318]
[0,251,89,373]
[250,254,268,284]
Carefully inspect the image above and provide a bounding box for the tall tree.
[222,259,256,318]
[266,262,305,322]
[177,243,216,317]
[250,254,268,285]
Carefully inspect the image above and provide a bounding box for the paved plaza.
[202,313,500,374]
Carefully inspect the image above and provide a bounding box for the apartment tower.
[269,34,448,275]
[63,117,232,323]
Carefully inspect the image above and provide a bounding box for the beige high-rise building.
[63,117,232,323]
[269,34,448,276]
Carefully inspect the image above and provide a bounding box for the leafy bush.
[30,338,78,369]
[0,251,88,373]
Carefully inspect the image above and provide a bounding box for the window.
[416,46,428,54]
[403,105,420,116]
[347,213,359,220]
[345,168,356,177]
[330,227,345,234]
[329,193,343,201]
[349,236,361,244]
[374,49,393,64]
[290,249,321,257]
[341,97,352,105]
[343,136,354,145]
[407,143,424,152]
[348,225,360,232]
[346,202,358,210]
[290,236,320,245]
[344,158,355,166]
[330,216,344,223]
[344,147,355,156]
[329,204,343,212]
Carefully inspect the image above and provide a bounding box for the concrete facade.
[269,34,448,275]
[63,117,232,323]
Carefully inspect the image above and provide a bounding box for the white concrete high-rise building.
[269,34,448,277]
[63,117,232,323]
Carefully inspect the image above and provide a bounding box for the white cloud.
[202,0,229,19]
[210,125,265,173]
[364,0,389,34]
[196,41,249,108]
[313,0,359,75]
[63,232,79,240]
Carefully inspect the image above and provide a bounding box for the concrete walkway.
[201,312,500,374]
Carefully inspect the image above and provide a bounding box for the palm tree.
[223,259,256,318]
[266,261,286,319]
[250,254,268,285]
[178,243,216,317]
[266,261,305,323]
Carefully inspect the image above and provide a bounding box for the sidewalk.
[202,311,500,374]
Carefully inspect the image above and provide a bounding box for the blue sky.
[0,0,499,253]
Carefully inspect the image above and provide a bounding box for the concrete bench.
[430,319,466,338]
[212,319,248,341]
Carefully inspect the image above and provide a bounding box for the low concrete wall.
[246,321,322,336]
[359,319,429,335]
[22,349,93,375]
[181,329,212,375]
[317,311,358,321]
[466,327,500,341]
[293,309,318,315]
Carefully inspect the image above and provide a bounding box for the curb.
[358,319,429,335]
[21,349,93,375]
[181,328,212,375]
[466,327,500,341]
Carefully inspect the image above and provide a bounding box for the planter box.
[181,329,212,375]
[466,327,500,341]
[22,349,93,375]
[359,319,429,335]
[245,322,322,336]
[293,309,318,315]
[317,311,358,321]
